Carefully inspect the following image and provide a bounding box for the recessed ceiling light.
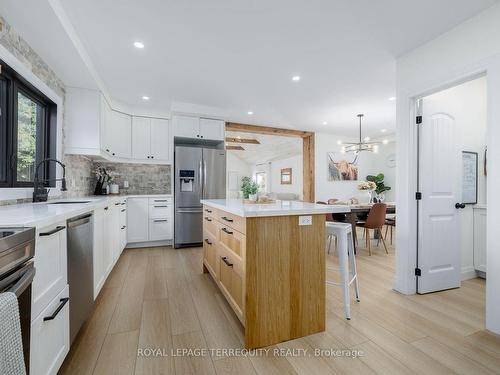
[134,41,145,49]
[322,121,328,125]
[292,75,301,82]
[381,129,387,133]
[364,136,371,142]
[337,140,343,145]
[388,96,396,101]
[382,139,389,145]
[247,111,253,115]
[142,96,150,100]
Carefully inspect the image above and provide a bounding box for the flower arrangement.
[357,180,376,191]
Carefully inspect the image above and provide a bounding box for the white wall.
[315,131,396,202]
[226,152,252,198]
[423,77,487,280]
[396,3,500,334]
[269,154,303,199]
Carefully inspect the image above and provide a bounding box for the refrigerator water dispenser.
[179,170,195,192]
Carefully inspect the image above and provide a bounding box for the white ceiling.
[1,0,497,137]
[226,131,302,165]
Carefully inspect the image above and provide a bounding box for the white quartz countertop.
[200,199,350,217]
[0,194,172,228]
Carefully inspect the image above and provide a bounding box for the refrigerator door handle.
[198,159,203,197]
[203,159,207,199]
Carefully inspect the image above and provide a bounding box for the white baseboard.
[461,266,478,281]
[126,240,172,249]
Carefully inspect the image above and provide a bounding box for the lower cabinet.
[217,244,244,318]
[93,207,106,299]
[30,285,70,375]
[127,198,150,242]
[127,196,172,244]
[203,232,217,276]
[149,218,172,241]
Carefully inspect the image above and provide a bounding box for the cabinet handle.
[121,226,126,229]
[104,207,109,210]
[154,200,168,202]
[204,239,212,245]
[121,209,126,212]
[39,225,66,237]
[221,216,233,223]
[106,149,110,152]
[205,217,212,222]
[154,219,168,222]
[205,209,212,213]
[43,297,69,321]
[112,152,116,156]
[154,205,168,208]
[222,227,233,235]
[115,202,121,206]
[151,156,154,159]
[222,257,233,267]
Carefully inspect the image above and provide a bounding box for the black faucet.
[32,158,67,202]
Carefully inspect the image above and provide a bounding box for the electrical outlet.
[298,215,312,226]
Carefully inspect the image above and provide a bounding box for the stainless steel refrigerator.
[174,146,226,247]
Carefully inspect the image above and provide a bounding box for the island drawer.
[217,210,246,235]
[202,231,217,277]
[203,215,218,238]
[217,244,244,322]
[218,224,246,259]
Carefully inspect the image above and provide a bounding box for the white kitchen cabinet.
[173,115,200,138]
[103,205,114,276]
[150,118,171,161]
[105,110,132,159]
[127,198,150,243]
[473,207,487,273]
[110,201,122,263]
[119,198,128,251]
[93,207,105,299]
[32,223,67,319]
[149,218,172,241]
[30,285,70,375]
[173,115,224,141]
[131,116,171,163]
[200,118,225,141]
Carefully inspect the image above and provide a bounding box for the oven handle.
[9,267,36,298]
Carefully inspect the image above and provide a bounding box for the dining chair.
[384,215,396,245]
[356,203,388,255]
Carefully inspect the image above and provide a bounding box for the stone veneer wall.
[0,15,100,204]
[92,161,171,195]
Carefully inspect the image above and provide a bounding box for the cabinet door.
[173,115,200,138]
[203,232,217,276]
[131,116,151,160]
[30,285,70,375]
[107,110,132,158]
[93,208,105,299]
[103,206,114,276]
[127,198,150,242]
[32,223,67,319]
[199,118,225,141]
[111,203,122,263]
[150,118,170,162]
[217,249,244,316]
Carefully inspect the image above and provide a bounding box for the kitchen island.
[200,199,350,349]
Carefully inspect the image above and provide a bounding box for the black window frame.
[0,58,57,188]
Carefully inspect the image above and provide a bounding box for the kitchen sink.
[48,201,91,205]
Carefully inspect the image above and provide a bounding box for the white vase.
[249,194,257,201]
[357,190,371,204]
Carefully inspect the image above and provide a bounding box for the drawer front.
[30,285,70,375]
[33,223,67,319]
[149,197,172,205]
[203,215,218,238]
[203,205,218,218]
[149,204,172,218]
[149,218,172,241]
[219,224,246,259]
[218,211,246,234]
[217,246,244,318]
[203,231,217,276]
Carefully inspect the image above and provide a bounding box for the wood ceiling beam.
[225,137,260,144]
[225,122,313,138]
[226,145,245,151]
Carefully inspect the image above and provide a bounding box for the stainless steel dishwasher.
[67,213,94,344]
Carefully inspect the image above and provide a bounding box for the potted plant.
[241,176,259,200]
[366,173,391,202]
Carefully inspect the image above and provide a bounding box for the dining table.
[344,202,396,251]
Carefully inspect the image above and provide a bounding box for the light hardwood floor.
[60,231,500,375]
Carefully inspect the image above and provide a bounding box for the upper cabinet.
[131,116,171,163]
[65,88,171,164]
[173,115,225,141]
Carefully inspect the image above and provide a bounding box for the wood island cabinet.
[202,203,327,349]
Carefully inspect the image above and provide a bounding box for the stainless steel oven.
[0,227,36,374]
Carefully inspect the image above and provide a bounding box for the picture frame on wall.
[280,168,292,184]
[462,151,478,204]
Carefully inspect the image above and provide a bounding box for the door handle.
[222,257,233,267]
[455,203,466,209]
[44,297,69,321]
[222,227,233,235]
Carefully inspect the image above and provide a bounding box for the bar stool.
[325,222,360,319]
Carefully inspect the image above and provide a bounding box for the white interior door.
[418,100,461,293]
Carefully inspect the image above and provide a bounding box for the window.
[0,59,57,187]
[255,172,267,192]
